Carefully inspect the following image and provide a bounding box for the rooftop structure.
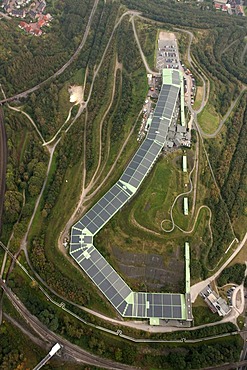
[183,197,189,216]
[70,69,192,322]
[185,242,190,294]
[200,286,231,317]
[182,155,187,172]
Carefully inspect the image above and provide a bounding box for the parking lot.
[156,32,180,71]
[155,31,196,110]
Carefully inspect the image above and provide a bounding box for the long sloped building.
[70,69,192,323]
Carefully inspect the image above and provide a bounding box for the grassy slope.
[198,104,221,134]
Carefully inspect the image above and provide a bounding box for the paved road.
[0,279,139,370]
[174,27,208,114]
[177,27,246,140]
[0,0,100,104]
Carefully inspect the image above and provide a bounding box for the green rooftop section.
[162,68,174,85]
[125,292,134,305]
[179,70,186,127]
[180,293,187,319]
[150,318,160,326]
[119,180,137,195]
[185,242,190,294]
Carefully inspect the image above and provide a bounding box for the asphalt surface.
[0,107,7,235]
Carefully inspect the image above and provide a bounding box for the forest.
[217,263,246,286]
[0,0,247,367]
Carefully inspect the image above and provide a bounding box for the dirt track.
[0,107,7,234]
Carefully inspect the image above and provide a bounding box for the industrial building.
[200,287,231,317]
[70,69,192,323]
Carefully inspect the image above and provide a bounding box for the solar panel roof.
[146,84,179,144]
[76,181,132,235]
[69,70,189,321]
[172,70,180,86]
[120,140,162,188]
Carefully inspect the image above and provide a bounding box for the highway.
[0,278,139,370]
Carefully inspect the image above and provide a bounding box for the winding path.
[174,28,210,114]
[199,86,247,139]
[160,142,203,235]
[131,17,158,76]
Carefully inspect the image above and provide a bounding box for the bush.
[217,263,245,286]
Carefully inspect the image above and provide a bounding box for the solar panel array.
[123,293,184,319]
[71,181,133,237]
[70,70,189,321]
[172,71,180,86]
[120,139,162,189]
[147,85,179,144]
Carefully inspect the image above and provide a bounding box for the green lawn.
[198,104,221,134]
[193,86,203,111]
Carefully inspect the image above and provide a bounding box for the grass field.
[198,104,221,134]
[229,239,247,266]
[193,86,203,111]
